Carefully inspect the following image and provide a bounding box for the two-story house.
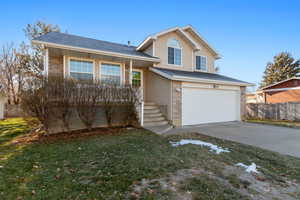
[32,25,252,127]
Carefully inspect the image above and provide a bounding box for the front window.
[69,59,93,80]
[101,63,121,85]
[196,56,207,71]
[167,38,182,65]
[132,71,141,87]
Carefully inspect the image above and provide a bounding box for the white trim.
[167,38,183,67]
[263,86,300,92]
[195,55,208,72]
[260,77,300,90]
[149,67,254,87]
[136,36,154,51]
[132,68,144,100]
[68,57,96,81]
[136,26,201,51]
[43,48,49,76]
[140,101,144,126]
[63,55,66,78]
[129,60,133,85]
[182,25,221,58]
[32,40,160,63]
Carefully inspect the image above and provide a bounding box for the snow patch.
[236,162,259,173]
[170,139,230,154]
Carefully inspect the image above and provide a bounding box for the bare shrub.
[48,76,77,133]
[74,81,99,131]
[21,76,52,133]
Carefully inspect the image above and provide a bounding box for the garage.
[182,86,240,125]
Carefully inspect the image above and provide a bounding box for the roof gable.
[182,25,220,58]
[261,77,300,90]
[137,25,220,58]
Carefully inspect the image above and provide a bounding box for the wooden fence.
[246,102,300,121]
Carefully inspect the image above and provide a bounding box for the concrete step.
[144,120,168,127]
[144,108,160,114]
[144,105,159,110]
[144,124,173,135]
[144,102,156,106]
[144,116,165,123]
[144,112,163,118]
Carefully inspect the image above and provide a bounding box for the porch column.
[129,59,133,85]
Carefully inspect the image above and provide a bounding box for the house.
[32,25,252,127]
[246,91,264,103]
[259,77,300,103]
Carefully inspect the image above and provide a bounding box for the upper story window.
[70,59,94,80]
[100,63,122,85]
[167,38,182,65]
[196,56,207,71]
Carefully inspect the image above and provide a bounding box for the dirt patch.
[130,165,300,200]
[10,127,128,145]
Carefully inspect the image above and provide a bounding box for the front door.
[132,69,143,100]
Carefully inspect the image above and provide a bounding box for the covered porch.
[45,47,171,127]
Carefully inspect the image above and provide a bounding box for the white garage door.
[182,88,240,125]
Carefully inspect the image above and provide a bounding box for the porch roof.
[150,67,254,86]
[32,32,160,62]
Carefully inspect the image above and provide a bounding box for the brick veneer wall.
[240,86,246,120]
[171,81,182,127]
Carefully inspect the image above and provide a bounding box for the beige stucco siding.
[183,30,216,73]
[153,31,217,73]
[154,32,194,71]
[146,71,172,120]
[143,44,153,56]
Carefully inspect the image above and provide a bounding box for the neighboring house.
[246,91,264,103]
[259,77,300,104]
[32,25,252,127]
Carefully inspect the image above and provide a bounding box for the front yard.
[1,118,300,199]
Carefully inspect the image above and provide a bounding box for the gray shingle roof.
[33,32,158,59]
[153,67,252,85]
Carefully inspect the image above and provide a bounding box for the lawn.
[246,119,300,128]
[1,118,300,199]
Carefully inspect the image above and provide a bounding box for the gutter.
[261,86,300,92]
[150,67,254,87]
[32,40,161,63]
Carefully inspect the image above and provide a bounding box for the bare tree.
[0,43,26,104]
[24,21,60,76]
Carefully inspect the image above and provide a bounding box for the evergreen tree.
[260,52,300,88]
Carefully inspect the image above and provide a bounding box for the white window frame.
[68,57,95,81]
[99,61,125,85]
[167,38,182,66]
[132,68,144,99]
[195,55,208,72]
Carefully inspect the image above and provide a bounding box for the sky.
[1,0,299,90]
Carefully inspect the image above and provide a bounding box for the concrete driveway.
[166,122,300,158]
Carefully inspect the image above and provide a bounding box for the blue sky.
[1,0,299,89]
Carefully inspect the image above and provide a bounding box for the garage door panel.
[182,88,240,125]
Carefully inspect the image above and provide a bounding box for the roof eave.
[32,40,160,62]
[260,77,300,90]
[150,67,254,87]
[182,25,221,59]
